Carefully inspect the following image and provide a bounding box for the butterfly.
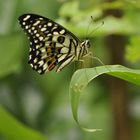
[18,13,90,74]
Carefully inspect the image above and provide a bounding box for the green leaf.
[0,106,47,140]
[69,65,140,132]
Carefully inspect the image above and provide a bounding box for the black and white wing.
[18,13,81,74]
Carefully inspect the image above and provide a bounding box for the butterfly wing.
[18,14,80,74]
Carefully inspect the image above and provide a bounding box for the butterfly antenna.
[85,17,93,39]
[87,17,104,37]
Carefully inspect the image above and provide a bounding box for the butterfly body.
[18,14,90,74]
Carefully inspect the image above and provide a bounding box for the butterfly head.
[84,39,90,48]
[80,39,90,57]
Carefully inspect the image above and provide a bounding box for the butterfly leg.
[83,52,111,72]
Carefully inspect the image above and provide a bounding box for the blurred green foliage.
[0,0,140,140]
[125,36,140,63]
[0,106,46,140]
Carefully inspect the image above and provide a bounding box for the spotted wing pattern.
[18,14,81,74]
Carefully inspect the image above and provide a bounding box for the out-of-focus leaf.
[19,0,60,19]
[59,1,80,17]
[0,0,18,34]
[0,106,47,140]
[100,16,139,35]
[0,34,23,78]
[69,65,140,132]
[125,36,140,63]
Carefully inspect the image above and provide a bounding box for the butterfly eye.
[85,40,90,48]
[81,40,90,48]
